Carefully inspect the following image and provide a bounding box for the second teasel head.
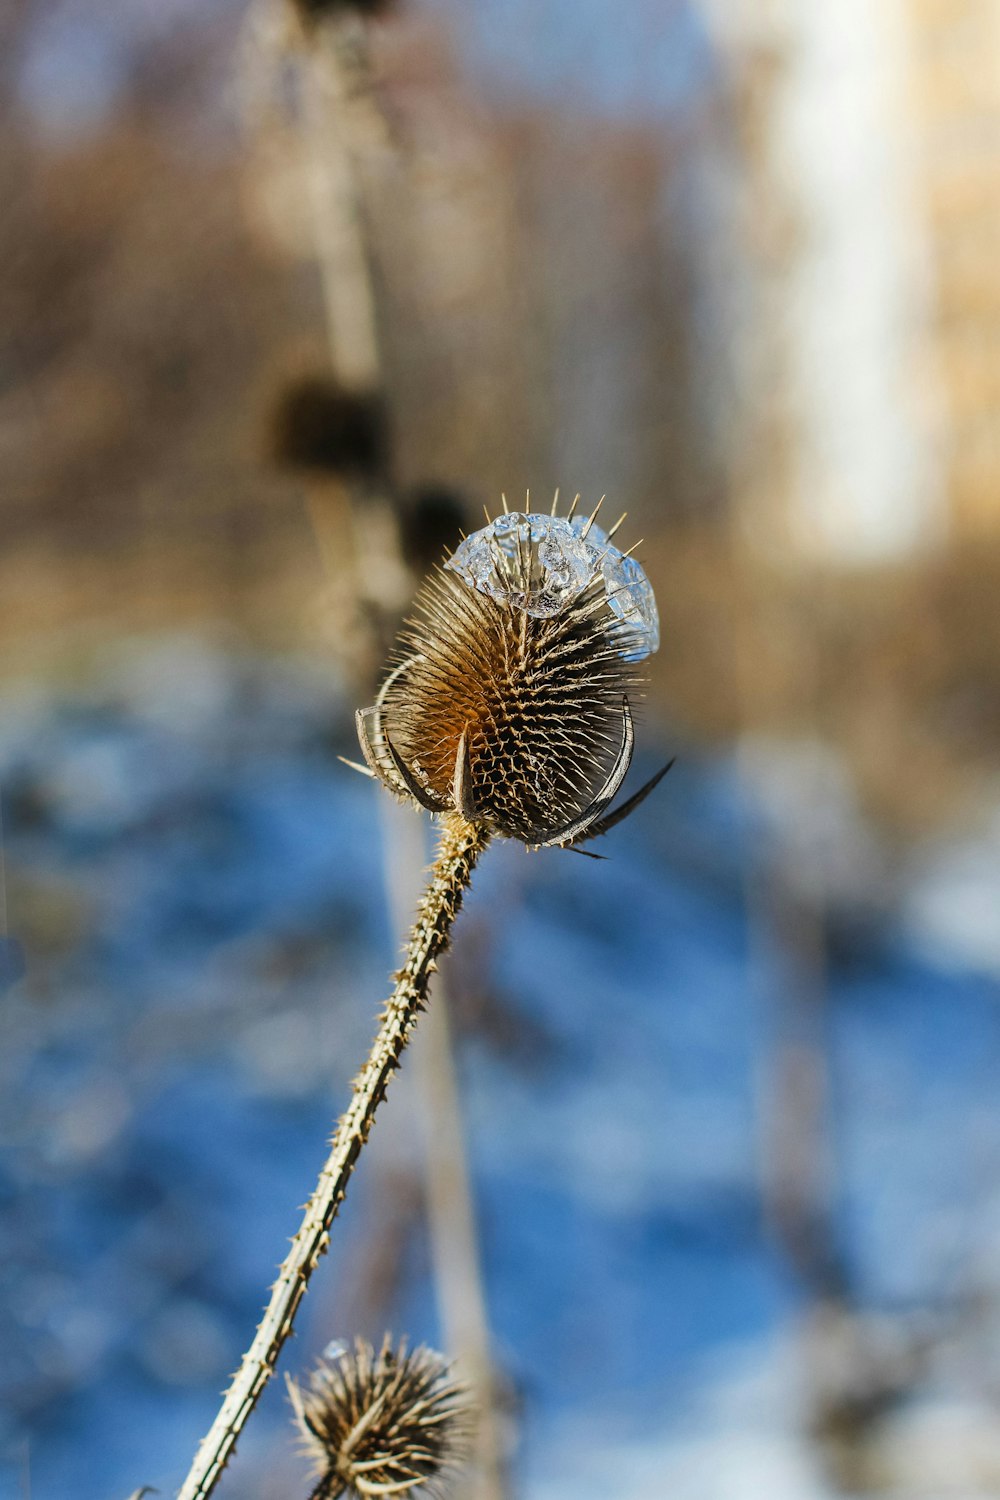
[355,494,666,851]
[289,1335,471,1499]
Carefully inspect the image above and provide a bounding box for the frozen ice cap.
[445,511,659,662]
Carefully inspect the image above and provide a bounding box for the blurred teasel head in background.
[354,492,668,851]
[269,375,390,480]
[291,0,398,27]
[397,485,469,577]
[288,1336,472,1500]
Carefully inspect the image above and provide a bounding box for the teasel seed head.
[289,1336,473,1500]
[354,493,668,851]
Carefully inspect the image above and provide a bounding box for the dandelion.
[175,493,666,1500]
[289,1336,472,1499]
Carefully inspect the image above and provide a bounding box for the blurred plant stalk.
[297,5,410,663]
[260,4,509,1496]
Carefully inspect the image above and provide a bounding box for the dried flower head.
[289,1337,472,1500]
[354,492,668,851]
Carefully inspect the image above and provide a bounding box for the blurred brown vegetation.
[2,0,999,840]
[0,2,326,664]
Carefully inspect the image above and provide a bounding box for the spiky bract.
[382,567,639,844]
[289,1336,472,1500]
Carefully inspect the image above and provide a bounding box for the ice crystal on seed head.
[446,511,659,662]
[446,512,596,618]
[570,519,660,662]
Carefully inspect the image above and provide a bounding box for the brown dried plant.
[289,1336,473,1499]
[174,493,666,1500]
[354,495,669,851]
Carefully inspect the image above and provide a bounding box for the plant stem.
[176,812,490,1500]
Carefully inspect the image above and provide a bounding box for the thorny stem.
[176,813,490,1500]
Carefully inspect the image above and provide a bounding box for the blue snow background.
[2,637,998,1500]
[7,0,1000,1493]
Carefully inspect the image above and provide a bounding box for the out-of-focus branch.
[265,7,510,1495]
